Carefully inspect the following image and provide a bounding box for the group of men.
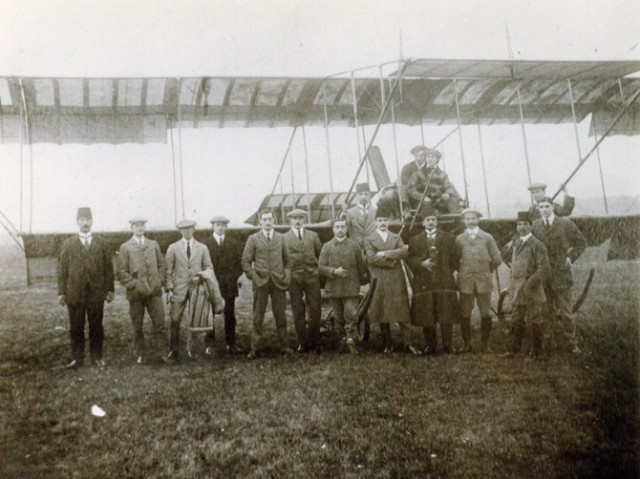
[56,145,585,368]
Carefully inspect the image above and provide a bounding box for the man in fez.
[57,207,114,368]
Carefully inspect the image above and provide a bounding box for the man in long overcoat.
[501,211,551,356]
[202,215,244,354]
[57,207,114,368]
[318,216,366,353]
[364,208,418,354]
[117,215,168,364]
[241,209,292,358]
[455,208,502,353]
[532,197,586,353]
[283,209,323,353]
[408,209,459,354]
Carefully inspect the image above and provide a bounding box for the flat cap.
[129,215,147,224]
[287,208,308,218]
[176,219,197,229]
[410,145,428,155]
[528,182,547,191]
[210,215,230,224]
[76,207,92,219]
[424,147,442,159]
[355,183,370,193]
[460,208,483,219]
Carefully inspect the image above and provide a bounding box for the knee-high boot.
[169,325,180,356]
[480,317,493,353]
[460,317,472,352]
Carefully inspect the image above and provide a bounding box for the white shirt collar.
[79,232,92,239]
[467,227,480,236]
[335,236,347,242]
[262,230,273,239]
[377,229,389,241]
[183,238,192,247]
[133,235,145,244]
[425,228,437,237]
[546,214,555,225]
[291,227,304,235]
[520,232,533,243]
[213,232,224,244]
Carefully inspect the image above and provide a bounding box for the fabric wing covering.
[0,59,638,144]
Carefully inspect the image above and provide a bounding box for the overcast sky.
[1,0,639,232]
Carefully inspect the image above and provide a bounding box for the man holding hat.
[284,208,323,353]
[406,147,463,215]
[532,197,586,354]
[241,209,292,358]
[407,207,460,354]
[364,207,418,354]
[527,182,574,221]
[57,207,114,368]
[117,216,168,364]
[345,182,377,249]
[165,219,216,362]
[202,215,244,354]
[455,208,502,353]
[501,211,551,357]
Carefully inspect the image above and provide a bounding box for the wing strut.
[321,85,336,220]
[551,87,640,201]
[452,79,470,206]
[476,119,492,217]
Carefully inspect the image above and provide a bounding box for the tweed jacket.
[455,229,502,294]
[318,237,365,298]
[117,237,166,301]
[283,228,322,278]
[364,230,411,323]
[345,205,377,248]
[241,230,291,290]
[407,229,459,326]
[57,234,115,304]
[502,235,550,305]
[166,238,213,302]
[202,234,244,298]
[532,216,586,290]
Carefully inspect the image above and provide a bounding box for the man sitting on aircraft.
[527,182,575,220]
[405,147,463,215]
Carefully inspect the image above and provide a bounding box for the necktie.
[545,218,550,228]
[267,234,271,242]
[298,230,302,241]
[84,239,90,249]
[186,242,191,259]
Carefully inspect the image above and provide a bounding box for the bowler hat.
[355,183,370,193]
[210,215,230,224]
[528,182,547,191]
[176,219,197,229]
[516,211,532,223]
[460,208,483,219]
[77,207,92,220]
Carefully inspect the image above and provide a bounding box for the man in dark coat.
[532,197,586,353]
[407,208,460,354]
[57,207,114,368]
[527,182,575,220]
[345,182,377,249]
[117,215,168,364]
[241,209,292,358]
[202,215,244,354]
[283,209,323,353]
[501,211,551,357]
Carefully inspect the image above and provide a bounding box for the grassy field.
[0,242,638,478]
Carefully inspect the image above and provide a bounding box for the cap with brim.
[528,182,547,191]
[460,208,483,218]
[77,207,92,219]
[355,183,370,193]
[287,208,308,218]
[516,211,532,223]
[424,147,442,159]
[176,219,197,229]
[129,215,147,224]
[210,215,230,224]
[410,145,427,155]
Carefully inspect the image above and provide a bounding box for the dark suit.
[532,215,586,350]
[284,228,322,350]
[241,230,291,351]
[408,229,460,352]
[203,234,244,348]
[57,235,114,363]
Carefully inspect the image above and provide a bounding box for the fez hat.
[420,205,438,219]
[410,145,428,155]
[77,207,92,220]
[528,182,547,191]
[460,207,483,219]
[287,208,308,218]
[355,183,371,193]
[516,211,532,223]
[210,215,230,224]
[424,147,442,160]
[129,215,147,225]
[176,219,197,229]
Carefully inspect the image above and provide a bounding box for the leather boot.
[460,317,472,353]
[169,325,180,357]
[480,317,493,353]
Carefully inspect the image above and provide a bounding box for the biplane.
[0,58,639,285]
